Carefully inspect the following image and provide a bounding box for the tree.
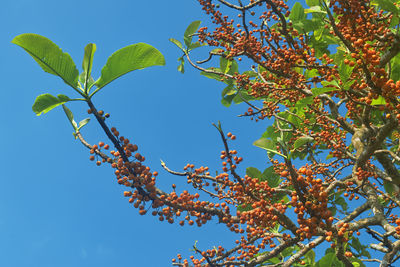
[12,0,400,266]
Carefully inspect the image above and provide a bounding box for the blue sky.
[0,0,269,266]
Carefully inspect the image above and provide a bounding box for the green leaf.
[253,138,287,158]
[326,153,334,160]
[242,70,258,77]
[323,34,340,45]
[184,21,201,47]
[32,93,71,116]
[305,6,326,14]
[288,113,303,128]
[178,64,184,73]
[383,181,395,195]
[314,27,325,41]
[391,53,400,81]
[306,0,320,6]
[79,73,95,89]
[343,79,356,90]
[339,61,354,82]
[96,43,165,90]
[262,125,280,140]
[390,14,400,27]
[312,87,338,96]
[270,224,281,233]
[237,203,252,212]
[220,57,239,75]
[169,38,183,50]
[281,247,296,258]
[333,257,345,267]
[360,249,371,259]
[220,57,232,74]
[321,80,340,88]
[292,21,306,32]
[229,60,239,75]
[292,136,314,151]
[376,0,399,14]
[266,257,281,264]
[78,118,90,130]
[258,64,267,73]
[316,253,335,267]
[246,167,262,179]
[177,56,185,73]
[221,94,236,107]
[12,33,79,89]
[82,43,96,93]
[221,85,236,97]
[201,68,229,83]
[289,2,306,22]
[351,238,362,252]
[188,42,206,51]
[262,166,282,187]
[233,91,254,104]
[371,96,387,105]
[201,70,222,80]
[294,96,313,110]
[62,104,77,130]
[335,196,349,211]
[305,69,319,79]
[378,195,390,205]
[328,206,337,216]
[304,250,316,265]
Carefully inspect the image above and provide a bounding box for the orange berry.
[281,171,289,177]
[345,251,353,257]
[139,209,147,215]
[124,191,132,197]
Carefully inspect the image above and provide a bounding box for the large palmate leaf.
[289,2,306,22]
[32,93,71,116]
[376,0,399,15]
[95,43,165,90]
[12,34,79,89]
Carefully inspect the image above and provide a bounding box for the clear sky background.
[0,1,271,266]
